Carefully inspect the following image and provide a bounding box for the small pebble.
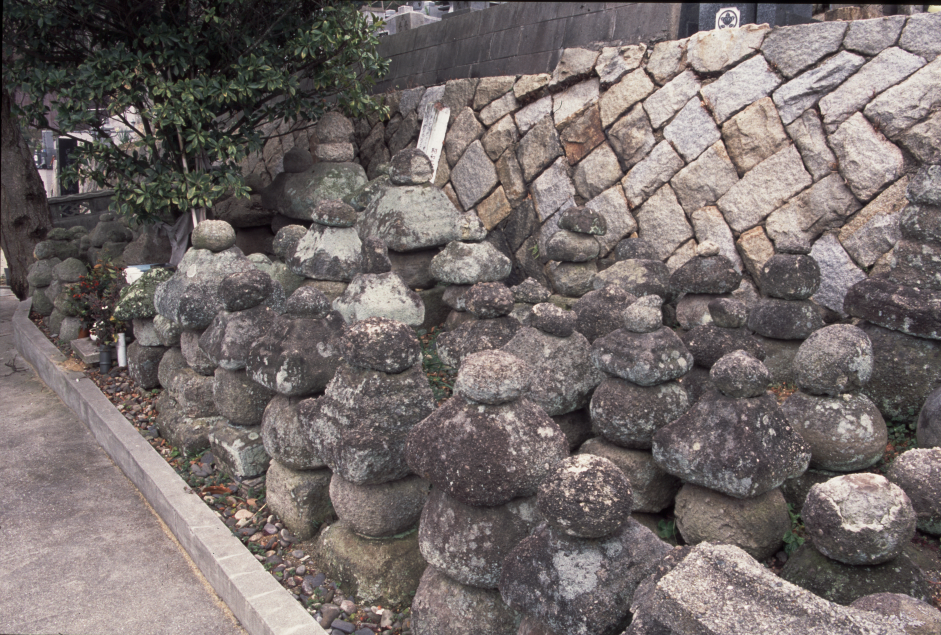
[331,620,355,634]
[296,565,307,576]
[292,550,305,558]
[264,523,278,535]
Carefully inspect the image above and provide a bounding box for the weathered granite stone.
[634,186,693,261]
[331,473,429,538]
[332,272,425,327]
[844,15,907,56]
[523,302,575,338]
[761,21,847,78]
[591,326,692,387]
[674,483,790,560]
[553,79,600,130]
[300,363,434,485]
[265,461,333,540]
[113,268,174,321]
[590,377,689,450]
[759,254,820,300]
[886,448,941,535]
[531,158,575,222]
[481,116,520,163]
[451,141,498,211]
[154,394,223,456]
[592,259,671,299]
[720,97,789,176]
[631,543,907,634]
[621,294,663,334]
[264,163,367,221]
[687,23,769,73]
[887,238,941,291]
[851,592,941,635]
[598,70,653,129]
[406,394,567,507]
[500,519,670,635]
[513,94,552,135]
[260,394,325,471]
[844,279,941,340]
[585,186,635,257]
[606,104,655,172]
[646,38,689,85]
[154,247,257,330]
[670,142,740,215]
[315,520,426,607]
[829,113,906,203]
[412,566,520,635]
[717,145,812,233]
[595,44,646,88]
[773,51,866,125]
[179,329,216,376]
[794,324,873,396]
[480,91,519,128]
[454,349,530,405]
[643,70,700,130]
[502,325,605,416]
[572,285,636,344]
[545,231,599,263]
[516,116,563,183]
[664,98,721,162]
[209,422,269,478]
[356,184,462,252]
[803,473,916,565]
[701,55,782,124]
[577,438,680,513]
[765,174,863,252]
[783,391,887,472]
[809,233,868,316]
[898,110,941,164]
[864,57,941,139]
[710,350,771,399]
[670,255,741,295]
[550,48,600,92]
[199,304,278,371]
[918,387,941,449]
[573,143,621,201]
[820,47,926,133]
[653,391,811,499]
[538,454,632,539]
[127,341,167,390]
[747,298,825,340]
[169,366,218,418]
[474,77,515,110]
[430,241,511,285]
[435,317,522,369]
[212,367,274,426]
[419,489,539,589]
[620,141,684,209]
[786,109,838,182]
[898,12,941,60]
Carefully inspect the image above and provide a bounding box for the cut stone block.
[773,51,866,125]
[598,70,654,129]
[701,55,782,124]
[721,97,789,176]
[829,113,905,202]
[820,47,926,133]
[687,23,769,73]
[643,70,701,130]
[761,21,848,78]
[635,186,694,262]
[620,141,684,209]
[209,422,270,479]
[717,145,812,233]
[864,56,941,139]
[552,79,600,129]
[663,98,721,162]
[764,173,862,251]
[670,141,739,214]
[786,109,838,182]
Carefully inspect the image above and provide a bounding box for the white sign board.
[716,7,740,29]
[417,102,450,182]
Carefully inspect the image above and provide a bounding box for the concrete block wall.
[373,2,682,92]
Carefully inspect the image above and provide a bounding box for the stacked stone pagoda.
[654,350,811,560]
[299,316,434,605]
[406,350,568,635]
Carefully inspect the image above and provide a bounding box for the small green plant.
[418,326,457,404]
[530,242,540,259]
[783,503,805,556]
[657,518,677,542]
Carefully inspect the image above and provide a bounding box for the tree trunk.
[1,84,53,300]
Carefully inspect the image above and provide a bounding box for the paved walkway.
[0,288,247,635]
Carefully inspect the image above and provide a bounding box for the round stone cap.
[537,454,633,538]
[192,220,236,252]
[803,473,916,565]
[284,286,331,318]
[708,297,748,329]
[453,349,531,405]
[341,317,421,374]
[220,269,274,312]
[794,324,873,396]
[464,282,514,319]
[524,303,576,337]
[622,295,663,333]
[389,148,433,186]
[311,199,357,228]
[710,350,771,398]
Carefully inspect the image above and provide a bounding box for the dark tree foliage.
[3,0,389,224]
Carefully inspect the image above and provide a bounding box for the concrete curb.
[13,298,326,635]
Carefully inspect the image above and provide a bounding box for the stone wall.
[242,14,939,318]
[348,13,940,316]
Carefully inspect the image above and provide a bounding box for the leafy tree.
[2,0,389,227]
